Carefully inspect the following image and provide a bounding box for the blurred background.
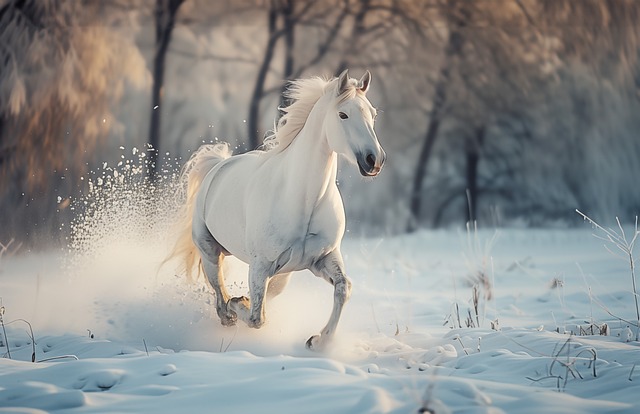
[1,0,640,248]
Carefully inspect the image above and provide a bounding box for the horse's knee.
[334,276,352,303]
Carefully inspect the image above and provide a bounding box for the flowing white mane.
[262,75,359,154]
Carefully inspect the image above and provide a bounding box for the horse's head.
[324,70,386,177]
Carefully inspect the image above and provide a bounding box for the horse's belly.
[259,232,336,275]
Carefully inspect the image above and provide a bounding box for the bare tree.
[407,0,558,229]
[407,0,471,232]
[148,0,186,182]
[246,0,327,150]
[247,1,281,150]
[246,0,432,151]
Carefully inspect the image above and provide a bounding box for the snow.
[2,228,640,413]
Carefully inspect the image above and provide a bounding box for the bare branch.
[168,47,256,65]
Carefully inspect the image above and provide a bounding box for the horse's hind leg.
[307,250,352,350]
[192,221,236,326]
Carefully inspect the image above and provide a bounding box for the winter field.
[1,165,640,413]
[2,225,640,413]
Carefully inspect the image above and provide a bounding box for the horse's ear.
[358,70,371,93]
[337,69,349,95]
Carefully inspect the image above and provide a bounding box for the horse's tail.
[164,143,232,282]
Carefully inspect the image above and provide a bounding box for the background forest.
[1,0,640,247]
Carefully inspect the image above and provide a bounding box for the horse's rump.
[164,143,231,282]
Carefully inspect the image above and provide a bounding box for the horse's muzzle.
[357,150,385,177]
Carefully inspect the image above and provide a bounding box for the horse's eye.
[338,111,348,120]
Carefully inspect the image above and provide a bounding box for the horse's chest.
[253,190,344,272]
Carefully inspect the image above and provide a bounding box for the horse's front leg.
[228,260,270,328]
[307,250,352,350]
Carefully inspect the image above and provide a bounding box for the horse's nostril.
[365,153,376,169]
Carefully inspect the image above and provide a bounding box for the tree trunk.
[279,0,295,109]
[247,2,279,150]
[465,126,485,223]
[406,2,469,232]
[0,115,4,167]
[407,104,443,232]
[465,151,479,224]
[148,0,183,182]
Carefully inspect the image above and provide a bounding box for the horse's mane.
[262,75,359,154]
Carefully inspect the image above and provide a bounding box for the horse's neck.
[281,107,337,206]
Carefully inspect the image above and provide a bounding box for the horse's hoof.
[305,335,321,351]
[218,304,237,326]
[220,312,237,327]
[248,316,265,329]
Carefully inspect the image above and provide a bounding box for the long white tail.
[164,143,232,282]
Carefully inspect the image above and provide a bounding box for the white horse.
[168,70,385,350]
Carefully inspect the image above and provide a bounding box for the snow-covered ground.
[2,224,640,413]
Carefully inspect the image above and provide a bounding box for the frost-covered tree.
[539,0,640,82]
[0,0,147,242]
[421,0,640,227]
[509,0,640,223]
